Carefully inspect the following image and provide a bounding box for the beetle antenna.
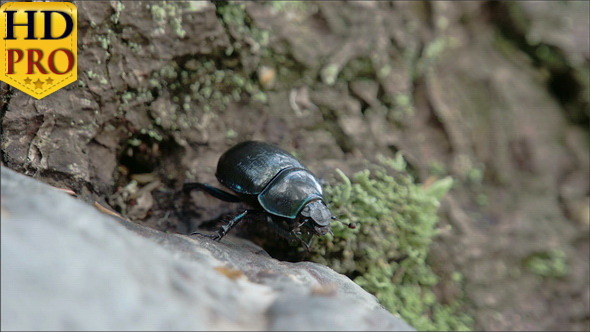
[331,216,356,229]
[343,221,357,229]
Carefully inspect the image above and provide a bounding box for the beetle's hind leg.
[191,210,250,241]
[183,182,241,203]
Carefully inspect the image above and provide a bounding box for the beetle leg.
[191,231,221,241]
[192,210,249,241]
[183,182,242,203]
[293,231,312,252]
[263,215,313,250]
[263,215,298,243]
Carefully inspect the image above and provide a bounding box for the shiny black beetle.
[184,141,336,245]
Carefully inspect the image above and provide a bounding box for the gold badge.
[1,2,77,99]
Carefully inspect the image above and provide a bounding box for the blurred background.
[1,1,588,331]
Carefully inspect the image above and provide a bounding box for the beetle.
[184,141,347,246]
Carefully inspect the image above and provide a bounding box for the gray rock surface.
[0,166,414,331]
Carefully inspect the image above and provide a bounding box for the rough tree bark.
[1,1,588,331]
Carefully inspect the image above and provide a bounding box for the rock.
[0,166,414,331]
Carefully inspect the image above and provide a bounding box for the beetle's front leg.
[263,215,312,250]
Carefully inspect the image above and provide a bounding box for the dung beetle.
[184,141,344,246]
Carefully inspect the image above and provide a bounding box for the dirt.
[1,1,588,331]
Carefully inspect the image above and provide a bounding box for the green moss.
[269,1,314,13]
[424,37,452,60]
[339,57,375,82]
[144,55,267,135]
[140,127,163,142]
[127,138,142,147]
[149,2,187,38]
[429,161,448,177]
[121,91,135,104]
[141,3,271,119]
[128,42,142,53]
[111,1,125,24]
[160,54,267,111]
[389,93,415,121]
[97,35,110,50]
[218,3,248,30]
[159,64,179,80]
[309,154,473,331]
[414,36,456,78]
[378,64,393,79]
[86,70,98,79]
[321,64,340,85]
[225,129,237,139]
[466,166,485,185]
[394,93,411,107]
[218,3,315,90]
[475,193,488,208]
[150,5,166,22]
[218,3,269,53]
[524,249,569,278]
[85,70,109,86]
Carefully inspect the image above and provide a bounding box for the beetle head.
[300,200,332,235]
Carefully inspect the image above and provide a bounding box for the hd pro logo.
[1,2,77,99]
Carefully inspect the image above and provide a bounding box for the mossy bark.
[1,1,588,331]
